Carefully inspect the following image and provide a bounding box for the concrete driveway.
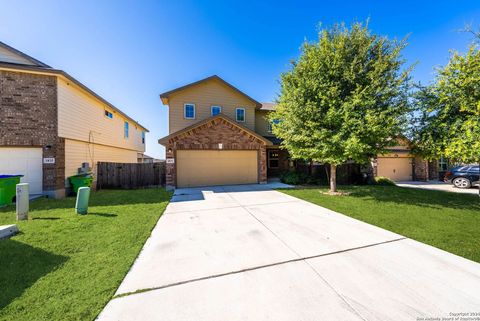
[98,183,480,321]
[397,181,479,195]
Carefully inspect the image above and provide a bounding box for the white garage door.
[0,148,43,194]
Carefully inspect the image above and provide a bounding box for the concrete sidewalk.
[98,183,480,321]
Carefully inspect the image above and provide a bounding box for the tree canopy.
[271,21,412,191]
[412,45,480,164]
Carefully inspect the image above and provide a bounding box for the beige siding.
[0,46,34,65]
[57,78,145,152]
[64,139,137,181]
[168,78,257,133]
[255,110,272,137]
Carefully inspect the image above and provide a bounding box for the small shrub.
[374,176,396,186]
[280,171,309,185]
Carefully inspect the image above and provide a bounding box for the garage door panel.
[0,148,43,194]
[377,157,412,181]
[177,150,258,187]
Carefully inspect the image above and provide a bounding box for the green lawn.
[0,188,171,321]
[281,186,480,263]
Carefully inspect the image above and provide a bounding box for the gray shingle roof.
[260,102,277,111]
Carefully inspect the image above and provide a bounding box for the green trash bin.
[69,174,93,194]
[0,175,23,207]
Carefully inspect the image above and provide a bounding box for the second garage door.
[176,150,258,187]
[377,157,413,181]
[0,147,43,194]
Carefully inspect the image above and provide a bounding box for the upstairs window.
[211,106,222,116]
[184,103,195,119]
[124,121,129,138]
[236,108,245,122]
[105,110,113,119]
[267,119,280,133]
[141,131,145,144]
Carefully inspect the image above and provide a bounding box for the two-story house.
[158,75,289,189]
[0,41,148,198]
[158,75,437,189]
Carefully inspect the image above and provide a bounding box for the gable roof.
[260,102,277,111]
[159,75,262,108]
[0,42,148,132]
[158,114,272,146]
[0,41,51,68]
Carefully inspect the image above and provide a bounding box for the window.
[184,103,195,119]
[438,157,448,171]
[211,106,222,116]
[124,121,129,138]
[268,150,279,168]
[236,108,245,122]
[141,131,145,144]
[105,110,113,119]
[267,119,280,133]
[469,166,479,173]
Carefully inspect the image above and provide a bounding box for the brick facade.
[413,157,439,181]
[0,70,65,198]
[164,117,268,188]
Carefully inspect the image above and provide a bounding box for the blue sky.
[1,0,479,158]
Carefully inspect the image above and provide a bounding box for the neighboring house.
[0,41,148,198]
[137,153,163,163]
[374,139,438,182]
[158,75,436,189]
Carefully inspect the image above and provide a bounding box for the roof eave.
[158,114,272,146]
[0,41,51,68]
[0,63,149,132]
[159,75,262,108]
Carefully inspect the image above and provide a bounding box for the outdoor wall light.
[167,148,172,153]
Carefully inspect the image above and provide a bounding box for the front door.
[267,149,280,177]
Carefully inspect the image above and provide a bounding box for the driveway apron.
[98,183,480,321]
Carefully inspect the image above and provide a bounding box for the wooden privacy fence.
[96,162,166,189]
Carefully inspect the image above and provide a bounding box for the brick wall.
[428,160,439,180]
[164,117,268,188]
[0,70,65,197]
[413,157,428,181]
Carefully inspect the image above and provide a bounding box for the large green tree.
[413,46,480,164]
[271,22,412,192]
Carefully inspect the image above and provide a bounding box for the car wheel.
[453,177,471,189]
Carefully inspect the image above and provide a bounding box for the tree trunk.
[330,164,337,193]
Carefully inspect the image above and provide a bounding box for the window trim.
[104,110,113,119]
[184,103,196,119]
[124,121,129,139]
[235,107,246,122]
[211,105,222,116]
